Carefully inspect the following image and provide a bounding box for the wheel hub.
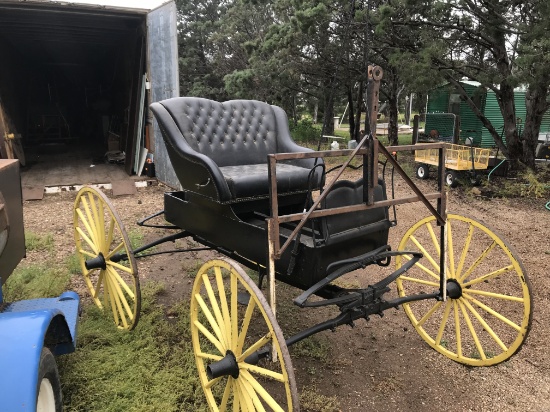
[85,252,107,270]
[207,350,239,379]
[446,279,462,299]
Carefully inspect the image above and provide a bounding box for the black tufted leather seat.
[151,97,323,203]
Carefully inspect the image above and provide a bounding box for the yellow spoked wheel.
[191,259,299,412]
[73,186,141,330]
[396,214,532,366]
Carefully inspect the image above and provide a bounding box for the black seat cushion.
[220,163,317,199]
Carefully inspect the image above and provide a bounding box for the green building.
[425,81,550,148]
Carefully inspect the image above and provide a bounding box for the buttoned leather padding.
[151,97,323,202]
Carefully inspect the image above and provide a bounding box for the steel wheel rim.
[445,172,455,186]
[396,214,532,366]
[417,165,427,179]
[36,378,55,412]
[73,186,141,330]
[190,258,299,411]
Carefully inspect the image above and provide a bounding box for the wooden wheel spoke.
[231,275,238,348]
[410,235,441,273]
[462,264,514,288]
[106,260,134,274]
[78,248,96,259]
[416,300,442,327]
[453,301,462,358]
[219,377,232,411]
[76,227,99,255]
[240,374,268,412]
[238,333,272,363]
[106,267,135,320]
[463,288,523,303]
[106,266,135,299]
[106,274,129,329]
[106,242,125,259]
[194,293,226,349]
[87,193,104,250]
[202,274,230,348]
[402,255,440,280]
[76,209,98,246]
[81,196,99,247]
[425,221,440,256]
[447,219,456,278]
[215,267,232,349]
[459,241,497,283]
[399,275,439,288]
[435,300,452,345]
[204,376,224,390]
[456,222,474,279]
[237,379,256,412]
[232,380,240,412]
[462,298,508,351]
[236,298,256,356]
[462,294,522,331]
[197,352,223,362]
[93,270,105,299]
[244,370,285,412]
[458,299,486,360]
[241,363,285,382]
[194,320,226,354]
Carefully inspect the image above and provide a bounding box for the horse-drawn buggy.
[73,69,532,411]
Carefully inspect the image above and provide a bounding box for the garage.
[0,0,179,190]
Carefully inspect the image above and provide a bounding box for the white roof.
[49,0,168,11]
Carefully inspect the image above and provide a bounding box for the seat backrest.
[158,97,279,167]
[320,178,390,246]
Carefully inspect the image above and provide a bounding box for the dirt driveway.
[22,176,550,411]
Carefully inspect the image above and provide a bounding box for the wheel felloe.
[191,258,299,411]
[73,186,141,330]
[396,214,532,366]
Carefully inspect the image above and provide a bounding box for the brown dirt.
[20,169,550,412]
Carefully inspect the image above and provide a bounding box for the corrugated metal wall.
[429,83,550,148]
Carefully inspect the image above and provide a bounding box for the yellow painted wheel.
[191,259,299,411]
[396,214,532,366]
[74,186,141,330]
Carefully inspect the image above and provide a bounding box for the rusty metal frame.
[265,136,449,313]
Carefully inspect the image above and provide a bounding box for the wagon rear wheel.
[191,259,299,411]
[396,214,532,366]
[73,186,141,330]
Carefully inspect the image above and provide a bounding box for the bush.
[289,118,320,143]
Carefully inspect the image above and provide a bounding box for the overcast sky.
[62,0,168,10]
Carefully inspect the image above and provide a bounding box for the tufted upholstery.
[151,97,323,202]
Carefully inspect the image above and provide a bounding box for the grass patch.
[25,231,55,253]
[58,282,210,412]
[127,228,144,250]
[292,335,331,362]
[299,385,340,412]
[3,263,72,301]
[65,253,81,275]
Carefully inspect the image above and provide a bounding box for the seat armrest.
[151,102,233,201]
[272,105,323,186]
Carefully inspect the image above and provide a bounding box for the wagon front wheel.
[416,163,430,180]
[396,214,532,366]
[73,186,141,330]
[191,259,299,411]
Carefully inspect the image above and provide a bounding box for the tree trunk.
[355,81,364,141]
[497,83,521,169]
[347,85,355,140]
[387,74,399,145]
[523,85,550,169]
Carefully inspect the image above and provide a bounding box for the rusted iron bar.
[269,140,447,259]
[377,143,446,226]
[276,193,442,224]
[271,132,375,258]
